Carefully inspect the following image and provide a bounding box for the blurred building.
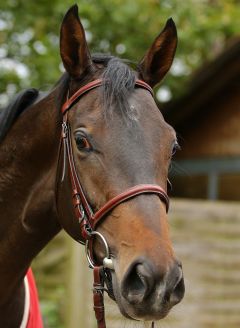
[163,40,240,200]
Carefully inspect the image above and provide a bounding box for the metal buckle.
[78,204,85,223]
[93,285,105,295]
[85,231,114,270]
[62,122,68,138]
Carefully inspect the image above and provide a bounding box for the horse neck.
[0,88,62,306]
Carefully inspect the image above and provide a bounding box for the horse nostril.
[170,274,185,305]
[167,264,185,306]
[121,262,154,305]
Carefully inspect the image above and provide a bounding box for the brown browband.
[61,78,154,115]
[60,78,168,328]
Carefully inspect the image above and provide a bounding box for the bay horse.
[0,5,184,327]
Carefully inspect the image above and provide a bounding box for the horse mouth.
[115,293,172,322]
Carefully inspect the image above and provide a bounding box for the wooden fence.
[33,199,240,328]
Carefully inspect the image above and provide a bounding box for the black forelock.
[92,54,136,118]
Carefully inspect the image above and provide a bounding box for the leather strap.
[62,117,93,239]
[93,267,106,328]
[61,78,154,115]
[62,79,103,115]
[92,184,169,228]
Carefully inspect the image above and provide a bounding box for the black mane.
[0,88,39,143]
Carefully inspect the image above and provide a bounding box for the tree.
[1,0,240,108]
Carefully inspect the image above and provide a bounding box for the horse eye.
[172,141,180,157]
[75,134,91,151]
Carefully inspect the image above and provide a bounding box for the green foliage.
[1,0,240,108]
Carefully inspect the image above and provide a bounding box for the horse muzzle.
[116,257,185,321]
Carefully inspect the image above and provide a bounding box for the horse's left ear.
[60,5,93,78]
[138,18,177,87]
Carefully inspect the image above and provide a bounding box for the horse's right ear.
[60,5,93,78]
[138,18,177,87]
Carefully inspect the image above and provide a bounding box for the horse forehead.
[127,90,174,137]
[69,87,175,140]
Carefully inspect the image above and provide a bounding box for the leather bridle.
[60,78,169,328]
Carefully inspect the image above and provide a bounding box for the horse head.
[56,5,184,322]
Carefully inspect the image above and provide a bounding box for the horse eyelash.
[172,141,181,156]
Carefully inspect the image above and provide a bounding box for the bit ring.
[85,231,111,269]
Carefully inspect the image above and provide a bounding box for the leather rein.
[60,78,169,328]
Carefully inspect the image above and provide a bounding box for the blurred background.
[1,0,240,327]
